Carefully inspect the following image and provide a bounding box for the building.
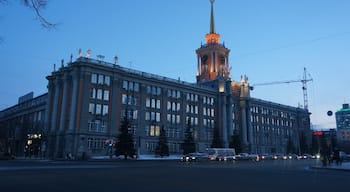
[336,103,350,153]
[0,92,47,157]
[0,1,311,159]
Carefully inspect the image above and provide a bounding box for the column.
[68,72,78,132]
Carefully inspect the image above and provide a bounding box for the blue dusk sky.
[0,0,349,129]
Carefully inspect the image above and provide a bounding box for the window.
[146,98,151,108]
[96,104,102,115]
[156,99,161,109]
[91,74,97,84]
[90,88,96,99]
[97,89,103,100]
[122,81,128,90]
[103,90,109,101]
[150,125,160,136]
[134,83,139,92]
[98,75,104,84]
[156,113,161,122]
[122,94,127,104]
[102,105,108,115]
[104,76,110,86]
[89,103,95,114]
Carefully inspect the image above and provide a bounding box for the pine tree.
[229,132,242,154]
[182,118,196,155]
[211,123,223,148]
[286,137,295,154]
[115,116,136,160]
[155,126,169,157]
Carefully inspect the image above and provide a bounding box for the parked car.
[181,152,209,162]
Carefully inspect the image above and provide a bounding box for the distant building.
[336,103,350,152]
[0,93,47,157]
[0,1,311,159]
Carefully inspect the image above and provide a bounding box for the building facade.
[336,103,350,152]
[0,1,311,159]
[0,92,47,157]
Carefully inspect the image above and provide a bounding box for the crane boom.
[250,68,313,110]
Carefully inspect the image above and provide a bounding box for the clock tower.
[196,0,230,83]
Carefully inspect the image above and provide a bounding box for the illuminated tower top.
[206,0,220,44]
[196,0,230,83]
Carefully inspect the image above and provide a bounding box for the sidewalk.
[90,154,182,161]
[310,162,350,172]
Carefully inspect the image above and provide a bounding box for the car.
[181,152,209,162]
[235,153,259,161]
[216,154,237,161]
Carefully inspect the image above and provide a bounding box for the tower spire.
[205,0,220,44]
[210,0,215,34]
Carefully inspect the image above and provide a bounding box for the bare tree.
[1,0,56,29]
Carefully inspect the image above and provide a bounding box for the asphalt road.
[0,159,349,192]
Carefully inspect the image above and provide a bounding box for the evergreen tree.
[155,126,169,157]
[229,132,242,154]
[286,137,295,154]
[115,116,136,159]
[182,118,196,155]
[211,123,223,148]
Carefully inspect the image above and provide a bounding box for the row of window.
[168,89,181,99]
[145,112,161,122]
[91,88,109,101]
[91,73,110,86]
[146,98,161,109]
[122,80,139,92]
[89,103,109,116]
[87,137,108,149]
[252,106,293,119]
[88,120,108,133]
[251,115,293,127]
[122,94,138,106]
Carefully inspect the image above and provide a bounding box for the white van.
[207,148,236,161]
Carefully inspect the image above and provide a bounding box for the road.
[0,159,348,192]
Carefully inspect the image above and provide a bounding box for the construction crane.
[250,67,313,110]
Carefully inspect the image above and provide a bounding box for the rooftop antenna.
[97,54,105,62]
[78,48,82,58]
[70,54,73,63]
[53,63,56,72]
[114,55,119,65]
[86,49,91,58]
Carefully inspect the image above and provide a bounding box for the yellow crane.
[250,67,313,110]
